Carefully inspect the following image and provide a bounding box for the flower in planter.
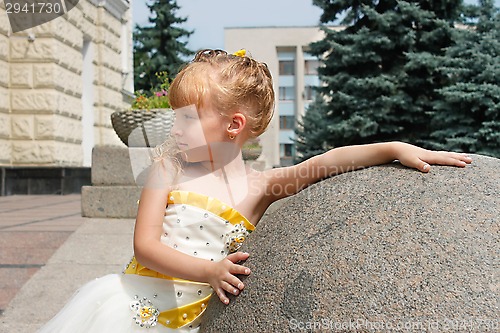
[111,71,174,147]
[131,71,171,110]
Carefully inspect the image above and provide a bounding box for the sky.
[131,0,323,51]
[131,0,498,52]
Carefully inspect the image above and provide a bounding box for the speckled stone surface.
[202,154,499,332]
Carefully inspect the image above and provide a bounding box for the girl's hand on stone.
[206,252,251,304]
[394,142,472,172]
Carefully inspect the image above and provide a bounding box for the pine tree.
[133,0,193,93]
[296,0,462,161]
[295,98,331,161]
[427,0,500,157]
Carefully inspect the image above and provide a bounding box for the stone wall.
[0,0,132,167]
[0,2,10,165]
[202,155,499,332]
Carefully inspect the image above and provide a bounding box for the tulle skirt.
[37,274,208,333]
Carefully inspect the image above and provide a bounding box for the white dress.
[38,191,254,332]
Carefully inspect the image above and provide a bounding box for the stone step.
[81,185,141,218]
[91,146,153,186]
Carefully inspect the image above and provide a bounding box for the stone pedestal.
[81,146,145,218]
[202,154,499,333]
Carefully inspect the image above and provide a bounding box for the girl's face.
[171,104,229,162]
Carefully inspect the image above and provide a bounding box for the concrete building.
[225,26,341,168]
[0,0,133,194]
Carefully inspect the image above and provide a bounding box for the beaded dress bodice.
[162,190,254,260]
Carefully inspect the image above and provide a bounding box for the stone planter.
[111,109,174,147]
[242,138,263,161]
[242,145,263,161]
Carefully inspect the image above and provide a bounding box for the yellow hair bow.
[233,49,246,57]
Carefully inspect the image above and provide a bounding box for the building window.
[279,60,295,75]
[304,86,316,101]
[304,59,319,75]
[280,144,295,158]
[280,116,295,129]
[279,86,295,100]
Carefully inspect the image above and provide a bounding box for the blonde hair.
[169,49,275,138]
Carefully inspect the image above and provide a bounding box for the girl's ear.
[227,113,247,137]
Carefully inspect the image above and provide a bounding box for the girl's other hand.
[394,142,472,172]
[206,252,251,304]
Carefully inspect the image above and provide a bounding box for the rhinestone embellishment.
[130,297,159,328]
[225,222,249,253]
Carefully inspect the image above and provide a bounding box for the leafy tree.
[296,0,462,161]
[427,0,500,157]
[133,0,193,94]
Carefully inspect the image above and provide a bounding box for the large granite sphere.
[202,155,499,332]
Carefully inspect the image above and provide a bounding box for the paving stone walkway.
[0,194,84,315]
[0,194,135,332]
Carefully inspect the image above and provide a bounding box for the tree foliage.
[296,0,500,161]
[133,0,193,94]
[426,0,500,156]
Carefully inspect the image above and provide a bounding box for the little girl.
[38,49,471,332]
